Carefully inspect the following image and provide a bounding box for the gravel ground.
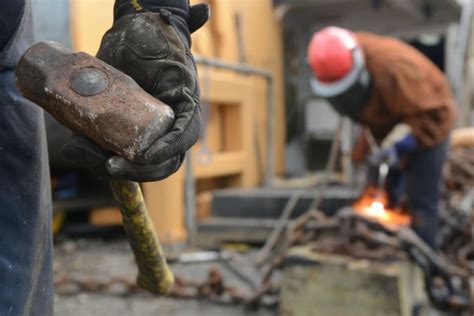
[54,239,276,316]
[53,238,448,316]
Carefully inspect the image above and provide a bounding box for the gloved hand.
[63,0,210,182]
[369,146,400,168]
[369,134,418,168]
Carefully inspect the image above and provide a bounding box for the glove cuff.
[394,133,417,155]
[114,0,190,21]
[114,0,192,46]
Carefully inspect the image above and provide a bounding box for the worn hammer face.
[15,41,174,162]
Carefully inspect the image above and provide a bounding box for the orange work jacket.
[354,32,457,148]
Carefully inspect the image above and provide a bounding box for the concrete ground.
[54,239,276,316]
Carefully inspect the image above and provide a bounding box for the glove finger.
[143,99,200,164]
[62,135,111,170]
[151,65,193,104]
[189,3,210,33]
[105,154,184,182]
[367,152,382,165]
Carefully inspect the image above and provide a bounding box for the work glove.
[369,134,418,168]
[368,133,417,206]
[367,148,404,207]
[369,147,400,168]
[63,0,210,182]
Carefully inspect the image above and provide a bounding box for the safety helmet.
[307,27,372,120]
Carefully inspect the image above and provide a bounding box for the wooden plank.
[197,69,255,103]
[193,0,286,175]
[221,103,242,151]
[450,127,474,148]
[193,151,245,178]
[89,207,122,226]
[242,91,262,186]
[196,192,213,220]
[143,169,188,245]
[70,0,113,53]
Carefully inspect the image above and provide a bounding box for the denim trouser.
[0,1,54,315]
[405,140,448,248]
[387,140,448,247]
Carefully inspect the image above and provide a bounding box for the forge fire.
[352,187,411,228]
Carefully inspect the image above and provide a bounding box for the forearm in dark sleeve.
[0,0,26,52]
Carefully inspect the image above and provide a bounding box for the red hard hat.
[307,27,358,83]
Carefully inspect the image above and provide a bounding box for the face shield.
[310,47,372,121]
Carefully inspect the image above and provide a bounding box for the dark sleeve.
[0,0,26,52]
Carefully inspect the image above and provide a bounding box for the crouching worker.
[307,27,457,247]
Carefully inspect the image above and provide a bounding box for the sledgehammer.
[15,42,174,295]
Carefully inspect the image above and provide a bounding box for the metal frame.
[193,55,276,188]
[183,56,276,245]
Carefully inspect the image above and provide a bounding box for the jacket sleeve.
[0,0,26,52]
[377,56,456,148]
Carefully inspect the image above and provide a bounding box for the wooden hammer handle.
[109,180,174,295]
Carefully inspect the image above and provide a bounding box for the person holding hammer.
[0,0,208,314]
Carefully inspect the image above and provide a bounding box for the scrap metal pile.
[252,147,474,313]
[439,147,474,262]
[54,147,473,313]
[253,208,472,312]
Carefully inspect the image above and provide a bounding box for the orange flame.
[352,186,411,228]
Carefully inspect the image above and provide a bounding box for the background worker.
[0,0,208,314]
[307,27,457,247]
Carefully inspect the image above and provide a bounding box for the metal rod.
[341,117,353,184]
[194,55,276,187]
[255,118,344,267]
[307,118,343,211]
[184,153,197,245]
[449,0,472,126]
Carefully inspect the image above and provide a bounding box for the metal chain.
[55,210,472,312]
[55,267,250,306]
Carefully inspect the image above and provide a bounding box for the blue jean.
[0,1,53,315]
[405,140,448,248]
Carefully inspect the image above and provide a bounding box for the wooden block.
[89,207,122,226]
[192,0,286,175]
[450,127,474,148]
[196,192,213,220]
[280,246,427,316]
[143,169,188,246]
[193,151,245,179]
[70,0,113,54]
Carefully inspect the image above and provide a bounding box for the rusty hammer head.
[15,41,174,162]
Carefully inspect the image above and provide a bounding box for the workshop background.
[29,0,473,315]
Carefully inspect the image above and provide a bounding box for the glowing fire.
[352,187,411,228]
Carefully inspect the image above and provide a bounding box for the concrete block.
[280,246,427,316]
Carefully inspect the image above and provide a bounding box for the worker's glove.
[369,134,418,168]
[62,0,210,182]
[63,136,184,181]
[369,147,400,168]
[393,133,417,156]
